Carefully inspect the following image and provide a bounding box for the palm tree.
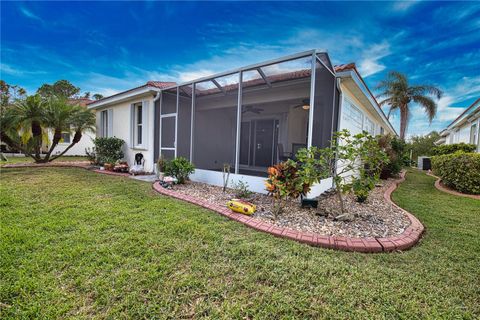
[10,95,47,159]
[376,71,443,140]
[1,94,96,162]
[49,106,96,161]
[42,96,77,162]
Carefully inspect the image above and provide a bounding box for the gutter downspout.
[152,90,161,173]
[333,77,343,189]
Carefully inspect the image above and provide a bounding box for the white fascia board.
[87,86,160,110]
[336,70,397,135]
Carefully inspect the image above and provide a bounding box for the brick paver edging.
[152,171,424,253]
[426,172,480,200]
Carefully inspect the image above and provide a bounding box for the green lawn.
[0,168,478,319]
[0,155,88,166]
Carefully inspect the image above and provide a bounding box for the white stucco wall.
[48,130,95,156]
[95,93,156,172]
[339,84,394,136]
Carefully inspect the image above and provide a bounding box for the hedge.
[93,137,125,165]
[432,143,476,156]
[431,152,480,194]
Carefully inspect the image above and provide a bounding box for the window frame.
[134,102,143,146]
[101,109,108,137]
[60,131,71,144]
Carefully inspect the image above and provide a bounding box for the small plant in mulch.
[164,157,195,184]
[231,179,253,199]
[222,163,231,192]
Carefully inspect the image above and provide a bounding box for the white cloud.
[177,69,216,82]
[19,7,42,21]
[357,42,390,77]
[0,63,46,76]
[392,1,420,12]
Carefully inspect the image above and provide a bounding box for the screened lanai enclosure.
[154,50,339,181]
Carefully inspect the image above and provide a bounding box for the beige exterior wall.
[95,93,156,172]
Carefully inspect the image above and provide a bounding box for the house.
[44,97,96,156]
[435,98,480,151]
[87,50,395,195]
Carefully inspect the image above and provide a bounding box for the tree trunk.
[31,121,43,161]
[399,105,408,140]
[42,129,62,163]
[0,131,35,159]
[49,131,82,161]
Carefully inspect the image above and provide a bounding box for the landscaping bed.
[171,178,410,238]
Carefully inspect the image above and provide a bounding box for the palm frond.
[412,95,437,122]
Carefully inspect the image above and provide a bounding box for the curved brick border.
[152,171,424,253]
[426,172,480,200]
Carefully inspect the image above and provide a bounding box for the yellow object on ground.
[227,199,256,215]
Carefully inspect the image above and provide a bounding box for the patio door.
[160,114,176,160]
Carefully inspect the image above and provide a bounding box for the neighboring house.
[435,98,480,152]
[87,49,395,196]
[44,97,96,156]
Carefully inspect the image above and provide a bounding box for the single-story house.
[435,98,480,152]
[87,49,395,196]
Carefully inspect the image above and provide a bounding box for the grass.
[0,168,478,319]
[0,155,88,166]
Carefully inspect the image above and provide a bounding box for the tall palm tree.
[376,71,443,140]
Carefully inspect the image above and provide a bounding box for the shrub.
[231,179,253,199]
[432,143,476,156]
[377,134,405,179]
[164,157,195,184]
[93,137,124,165]
[431,152,480,194]
[351,177,374,203]
[265,159,310,216]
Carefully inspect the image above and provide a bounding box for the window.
[380,126,385,135]
[101,110,109,137]
[342,100,363,134]
[135,103,143,146]
[61,132,70,143]
[364,117,375,135]
[470,124,477,145]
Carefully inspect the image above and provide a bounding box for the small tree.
[295,130,387,220]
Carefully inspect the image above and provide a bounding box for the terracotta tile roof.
[146,81,177,89]
[334,63,356,72]
[191,69,312,97]
[68,97,94,107]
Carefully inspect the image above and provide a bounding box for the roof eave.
[87,86,161,110]
[336,70,398,136]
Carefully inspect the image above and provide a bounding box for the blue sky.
[1,1,479,137]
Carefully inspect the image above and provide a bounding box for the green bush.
[377,134,405,179]
[164,157,195,184]
[351,177,375,203]
[431,152,480,194]
[432,143,476,156]
[93,137,124,165]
